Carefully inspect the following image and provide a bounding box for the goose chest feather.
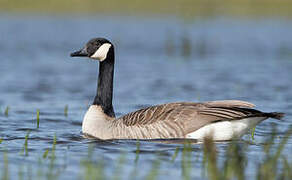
[71,38,284,141]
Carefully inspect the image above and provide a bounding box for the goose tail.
[264,112,285,120]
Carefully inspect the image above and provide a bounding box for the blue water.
[0,15,292,179]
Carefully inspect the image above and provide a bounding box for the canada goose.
[70,37,284,141]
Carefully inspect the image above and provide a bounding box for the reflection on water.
[0,16,291,179]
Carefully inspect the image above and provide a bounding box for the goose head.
[70,38,113,61]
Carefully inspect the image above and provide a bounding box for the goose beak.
[70,48,88,57]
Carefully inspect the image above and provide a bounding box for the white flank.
[186,117,267,141]
[90,43,112,61]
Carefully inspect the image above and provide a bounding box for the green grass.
[0,0,292,18]
[1,125,292,180]
[42,149,49,159]
[81,144,106,180]
[4,106,9,117]
[251,127,256,141]
[20,131,30,156]
[112,152,127,180]
[47,134,59,180]
[202,125,292,180]
[2,152,9,180]
[36,109,40,129]
[64,105,68,117]
[145,154,161,180]
[171,147,180,162]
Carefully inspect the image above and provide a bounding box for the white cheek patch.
[90,43,112,61]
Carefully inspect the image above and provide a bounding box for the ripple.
[0,16,292,180]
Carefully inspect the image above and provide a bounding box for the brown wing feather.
[117,100,265,137]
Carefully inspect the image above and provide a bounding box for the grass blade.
[4,106,9,117]
[64,105,68,117]
[36,109,40,128]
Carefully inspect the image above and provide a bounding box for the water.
[0,15,292,179]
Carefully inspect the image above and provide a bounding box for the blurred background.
[0,1,292,180]
[1,0,292,17]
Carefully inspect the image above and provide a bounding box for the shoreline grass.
[0,0,292,18]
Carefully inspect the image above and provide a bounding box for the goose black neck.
[93,46,115,118]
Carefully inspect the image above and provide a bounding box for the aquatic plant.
[201,125,292,180]
[42,149,49,159]
[4,106,9,117]
[81,144,106,180]
[251,127,256,141]
[256,125,292,180]
[203,137,221,180]
[47,134,62,180]
[112,152,126,180]
[36,109,40,128]
[2,151,9,180]
[0,124,291,180]
[64,105,68,117]
[18,165,24,180]
[171,147,179,162]
[181,141,192,180]
[20,131,30,156]
[145,154,161,180]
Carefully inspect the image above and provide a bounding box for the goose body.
[70,38,284,141]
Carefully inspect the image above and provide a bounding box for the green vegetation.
[81,144,106,180]
[20,131,30,156]
[64,105,68,117]
[1,125,292,179]
[4,106,9,117]
[112,152,127,180]
[171,147,179,162]
[202,126,292,180]
[2,152,9,180]
[36,109,40,129]
[42,149,49,159]
[0,0,292,18]
[145,155,161,180]
[251,127,256,141]
[47,134,59,180]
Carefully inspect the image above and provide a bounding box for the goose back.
[108,100,265,139]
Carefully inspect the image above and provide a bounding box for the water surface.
[0,16,292,179]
